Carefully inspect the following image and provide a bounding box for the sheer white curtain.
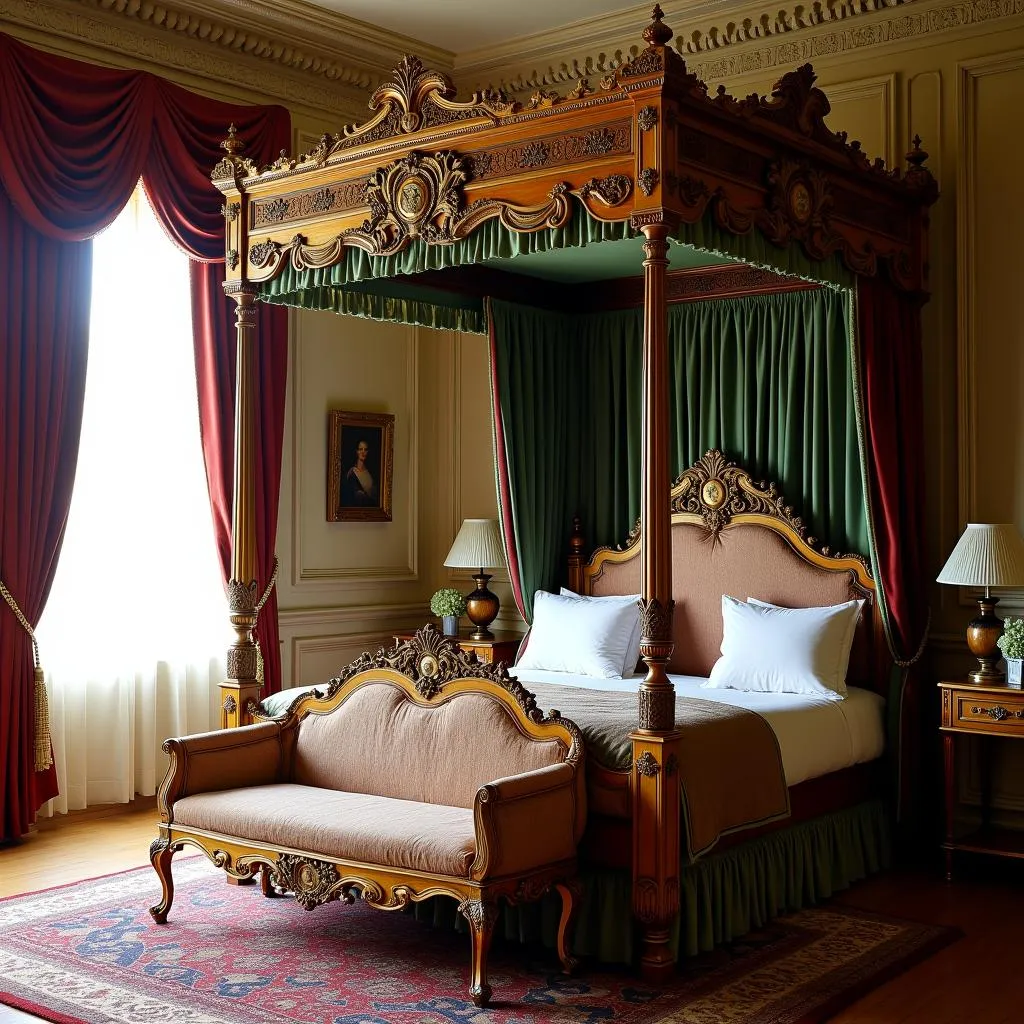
[36,188,229,815]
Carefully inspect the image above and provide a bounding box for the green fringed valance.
[255,207,853,327]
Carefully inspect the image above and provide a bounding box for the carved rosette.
[221,695,237,714]
[276,855,341,910]
[582,128,617,157]
[635,751,661,777]
[149,836,171,861]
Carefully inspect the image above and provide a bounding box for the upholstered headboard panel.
[590,524,877,686]
[573,451,888,695]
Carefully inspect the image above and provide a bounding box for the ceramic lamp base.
[465,572,499,641]
[967,596,1005,684]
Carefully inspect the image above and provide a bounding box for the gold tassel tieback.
[0,575,53,771]
[252,557,279,689]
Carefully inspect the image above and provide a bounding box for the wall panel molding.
[955,50,1024,607]
[290,323,420,588]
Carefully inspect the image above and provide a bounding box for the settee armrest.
[470,761,582,881]
[158,722,284,821]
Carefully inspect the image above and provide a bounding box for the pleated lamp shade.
[936,524,1024,588]
[444,519,505,571]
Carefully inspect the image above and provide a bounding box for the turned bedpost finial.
[221,123,245,157]
[643,4,674,47]
[906,134,929,169]
[570,515,585,557]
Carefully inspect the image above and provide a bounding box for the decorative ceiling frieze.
[457,0,1024,96]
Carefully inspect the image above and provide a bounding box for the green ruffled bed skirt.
[414,799,889,965]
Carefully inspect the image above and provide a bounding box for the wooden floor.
[0,808,1021,1023]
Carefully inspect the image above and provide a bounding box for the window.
[36,187,226,810]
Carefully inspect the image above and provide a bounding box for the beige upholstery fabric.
[173,784,477,877]
[172,723,283,798]
[292,682,564,808]
[593,523,872,685]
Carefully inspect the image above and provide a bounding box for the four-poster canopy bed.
[209,5,936,979]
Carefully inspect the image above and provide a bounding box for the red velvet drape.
[0,32,289,838]
[856,273,930,820]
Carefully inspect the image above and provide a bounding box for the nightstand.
[939,678,1024,881]
[393,629,524,666]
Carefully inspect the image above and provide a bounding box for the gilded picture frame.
[327,410,394,522]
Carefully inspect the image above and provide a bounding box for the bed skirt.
[413,798,890,964]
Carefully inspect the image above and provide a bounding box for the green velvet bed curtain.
[490,286,866,621]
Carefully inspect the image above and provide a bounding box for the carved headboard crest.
[670,449,869,569]
[320,625,543,719]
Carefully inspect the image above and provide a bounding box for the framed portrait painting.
[327,410,394,522]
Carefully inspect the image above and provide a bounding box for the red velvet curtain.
[0,32,289,838]
[856,273,930,821]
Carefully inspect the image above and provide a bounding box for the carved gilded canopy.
[214,6,937,304]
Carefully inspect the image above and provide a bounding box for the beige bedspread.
[526,682,791,859]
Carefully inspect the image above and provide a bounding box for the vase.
[442,615,459,637]
[1006,657,1022,686]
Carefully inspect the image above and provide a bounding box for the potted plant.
[997,617,1024,685]
[430,587,466,637]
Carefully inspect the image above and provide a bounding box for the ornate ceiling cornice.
[0,0,452,119]
[457,0,1024,96]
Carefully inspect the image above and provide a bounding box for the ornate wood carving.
[638,679,676,733]
[211,123,258,184]
[637,106,658,132]
[637,167,659,196]
[635,751,661,777]
[573,174,632,208]
[276,854,341,910]
[221,695,237,714]
[321,625,540,718]
[465,122,631,183]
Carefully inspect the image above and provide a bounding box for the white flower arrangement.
[997,617,1024,660]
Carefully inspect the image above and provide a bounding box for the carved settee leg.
[260,867,280,898]
[149,837,175,923]
[555,879,582,974]
[459,898,498,1008]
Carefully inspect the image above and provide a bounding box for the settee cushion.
[172,784,476,877]
[292,681,564,808]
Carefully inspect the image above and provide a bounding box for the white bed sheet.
[509,668,885,787]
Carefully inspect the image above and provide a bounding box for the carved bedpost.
[622,9,683,979]
[567,515,586,594]
[213,126,262,729]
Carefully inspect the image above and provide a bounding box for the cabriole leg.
[458,898,498,1007]
[555,879,582,974]
[149,836,175,923]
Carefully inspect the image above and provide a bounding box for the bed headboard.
[567,450,890,695]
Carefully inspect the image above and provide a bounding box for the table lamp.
[444,519,505,640]
[936,523,1024,684]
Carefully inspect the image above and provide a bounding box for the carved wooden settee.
[149,628,586,1007]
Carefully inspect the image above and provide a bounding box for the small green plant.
[997,617,1024,660]
[430,587,465,618]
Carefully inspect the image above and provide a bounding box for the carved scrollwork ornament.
[582,127,617,157]
[222,695,237,713]
[149,836,171,861]
[637,106,659,132]
[221,203,239,222]
[248,239,281,270]
[245,699,260,719]
[636,751,661,777]
[226,646,259,681]
[226,249,239,271]
[262,198,290,223]
[574,175,633,208]
[638,168,660,197]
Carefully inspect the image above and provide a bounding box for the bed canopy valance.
[211,5,936,980]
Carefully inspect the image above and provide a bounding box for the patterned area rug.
[0,858,957,1024]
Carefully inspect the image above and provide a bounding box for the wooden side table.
[939,678,1024,881]
[393,629,524,666]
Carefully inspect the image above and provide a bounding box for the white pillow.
[560,588,642,676]
[517,589,640,678]
[703,595,864,700]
